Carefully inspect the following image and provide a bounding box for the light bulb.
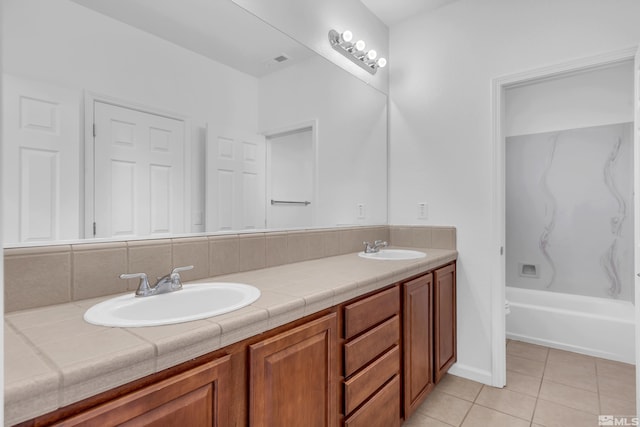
[340,30,353,43]
[376,58,387,68]
[353,40,366,51]
[366,50,377,60]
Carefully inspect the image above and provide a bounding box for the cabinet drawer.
[344,315,400,377]
[344,345,400,415]
[344,286,399,339]
[344,374,400,427]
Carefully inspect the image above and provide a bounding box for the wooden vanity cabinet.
[51,355,231,427]
[342,286,401,427]
[18,261,456,427]
[249,313,338,427]
[434,263,457,383]
[402,272,435,419]
[402,262,457,418]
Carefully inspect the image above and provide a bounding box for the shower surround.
[506,122,634,302]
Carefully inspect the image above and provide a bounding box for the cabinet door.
[403,273,434,418]
[434,263,457,383]
[53,356,231,427]
[249,313,338,427]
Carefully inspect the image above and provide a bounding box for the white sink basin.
[84,283,261,327]
[358,249,426,261]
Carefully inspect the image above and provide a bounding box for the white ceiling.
[71,0,314,77]
[360,0,460,26]
[70,0,459,77]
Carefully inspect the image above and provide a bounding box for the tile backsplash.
[4,225,455,312]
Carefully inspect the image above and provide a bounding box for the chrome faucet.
[120,265,194,297]
[363,240,388,253]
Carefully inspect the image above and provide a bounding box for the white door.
[2,74,80,244]
[266,128,314,229]
[92,101,185,238]
[634,44,640,417]
[205,125,265,231]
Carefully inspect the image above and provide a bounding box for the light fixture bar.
[328,29,386,75]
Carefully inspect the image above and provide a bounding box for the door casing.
[489,47,639,393]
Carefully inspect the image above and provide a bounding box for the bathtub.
[506,286,635,364]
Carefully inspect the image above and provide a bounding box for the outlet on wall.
[417,202,428,220]
[357,203,366,219]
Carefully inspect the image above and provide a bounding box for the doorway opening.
[490,47,638,388]
[265,123,317,229]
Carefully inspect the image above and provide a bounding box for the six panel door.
[93,101,185,238]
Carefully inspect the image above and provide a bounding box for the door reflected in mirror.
[2,0,387,246]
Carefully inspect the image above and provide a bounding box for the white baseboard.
[447,362,493,386]
[506,332,635,364]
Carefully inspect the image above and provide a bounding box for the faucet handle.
[171,265,194,275]
[120,272,151,296]
[168,265,194,290]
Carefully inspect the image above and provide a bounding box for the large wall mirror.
[2,0,388,246]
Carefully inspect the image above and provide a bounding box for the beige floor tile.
[533,399,600,427]
[507,340,549,362]
[547,348,596,363]
[600,396,636,415]
[416,390,473,426]
[599,395,636,416]
[460,404,529,427]
[539,380,599,414]
[543,359,598,392]
[547,349,596,371]
[404,411,456,427]
[598,373,636,402]
[436,374,483,402]
[474,385,536,420]
[505,370,542,397]
[506,354,545,378]
[596,358,635,380]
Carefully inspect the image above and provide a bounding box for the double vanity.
[5,227,457,426]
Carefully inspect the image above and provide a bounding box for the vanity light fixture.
[328,29,387,75]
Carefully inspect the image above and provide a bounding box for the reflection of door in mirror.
[266,126,315,229]
[206,125,266,231]
[2,74,81,244]
[91,101,185,238]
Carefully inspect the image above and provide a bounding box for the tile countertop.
[4,247,457,426]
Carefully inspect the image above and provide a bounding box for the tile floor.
[404,340,636,426]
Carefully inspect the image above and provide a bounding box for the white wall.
[389,0,640,384]
[506,61,634,137]
[259,55,388,226]
[231,0,389,94]
[0,0,5,421]
[3,0,259,235]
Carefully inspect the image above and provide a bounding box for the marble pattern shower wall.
[506,123,634,301]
